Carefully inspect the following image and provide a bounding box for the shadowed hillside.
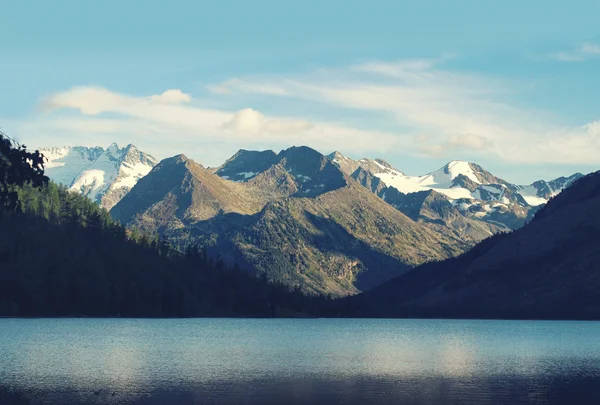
[346,171,600,320]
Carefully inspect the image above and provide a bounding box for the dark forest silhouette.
[0,132,326,317]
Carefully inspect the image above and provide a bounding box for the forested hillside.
[0,133,323,317]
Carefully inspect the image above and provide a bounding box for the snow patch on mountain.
[517,185,549,206]
[41,143,157,209]
[370,160,577,208]
[42,146,104,187]
[112,161,154,189]
[374,161,479,201]
[71,169,107,202]
[236,171,257,180]
[480,185,503,194]
[445,160,481,184]
[327,151,582,230]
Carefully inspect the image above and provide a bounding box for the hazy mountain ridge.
[41,143,157,209]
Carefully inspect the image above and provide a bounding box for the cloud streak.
[7,55,600,169]
[206,58,600,165]
[549,43,600,62]
[13,86,403,165]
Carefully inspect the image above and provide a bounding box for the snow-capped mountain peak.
[40,143,157,209]
[439,161,481,184]
[325,152,583,230]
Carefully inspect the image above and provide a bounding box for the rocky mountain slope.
[350,171,600,319]
[111,147,469,296]
[349,166,501,242]
[328,152,583,232]
[216,148,581,243]
[40,143,157,209]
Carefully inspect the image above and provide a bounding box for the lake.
[1,319,599,404]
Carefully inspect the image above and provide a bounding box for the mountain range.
[350,169,600,320]
[110,148,468,295]
[41,143,583,296]
[327,152,582,231]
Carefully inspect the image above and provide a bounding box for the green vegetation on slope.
[111,152,470,296]
[0,134,324,317]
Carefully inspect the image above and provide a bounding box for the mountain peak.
[228,148,270,160]
[374,158,394,170]
[173,153,190,163]
[279,145,322,158]
[326,152,363,176]
[123,143,139,152]
[154,154,194,169]
[442,160,474,173]
[107,142,120,151]
[446,159,470,165]
[278,146,327,168]
[216,149,279,182]
[437,160,497,185]
[327,151,346,160]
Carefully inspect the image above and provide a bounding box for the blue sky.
[1,0,600,183]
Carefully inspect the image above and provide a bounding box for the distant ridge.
[328,152,583,231]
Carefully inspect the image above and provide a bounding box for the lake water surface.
[1,319,599,404]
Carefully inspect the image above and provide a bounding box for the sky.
[1,0,600,184]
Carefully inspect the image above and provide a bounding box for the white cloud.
[580,43,600,54]
[222,108,265,134]
[448,134,492,151]
[353,59,438,76]
[206,58,600,165]
[13,86,403,164]
[413,133,493,157]
[352,53,456,77]
[264,120,313,134]
[41,87,229,130]
[548,52,586,62]
[208,78,289,96]
[549,43,600,62]
[221,108,313,135]
[11,57,600,169]
[149,89,192,104]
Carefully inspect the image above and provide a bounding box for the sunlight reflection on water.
[1,318,599,404]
